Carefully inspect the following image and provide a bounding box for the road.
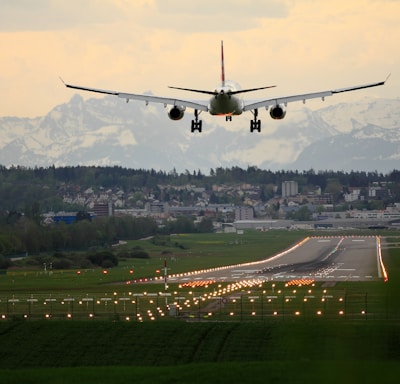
[167,236,381,284]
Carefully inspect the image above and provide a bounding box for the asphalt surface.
[167,236,380,284]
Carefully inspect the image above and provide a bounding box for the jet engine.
[269,104,286,120]
[168,105,185,120]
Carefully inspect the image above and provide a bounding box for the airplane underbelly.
[209,97,243,116]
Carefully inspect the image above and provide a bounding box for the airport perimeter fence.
[1,290,399,322]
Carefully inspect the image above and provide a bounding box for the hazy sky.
[0,0,398,118]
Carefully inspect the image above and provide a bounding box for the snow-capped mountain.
[0,94,399,173]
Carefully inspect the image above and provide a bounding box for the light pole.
[163,258,170,305]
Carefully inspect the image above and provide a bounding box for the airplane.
[62,41,388,133]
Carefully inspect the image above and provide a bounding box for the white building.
[282,181,298,197]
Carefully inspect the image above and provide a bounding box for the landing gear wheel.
[191,109,202,133]
[250,120,261,133]
[191,120,202,133]
[250,108,261,132]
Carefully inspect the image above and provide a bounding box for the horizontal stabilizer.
[168,85,276,96]
[230,85,276,95]
[168,86,217,96]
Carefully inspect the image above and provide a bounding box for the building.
[235,206,254,221]
[93,201,114,217]
[282,181,298,198]
[368,186,389,199]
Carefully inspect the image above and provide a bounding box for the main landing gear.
[250,108,261,132]
[191,109,202,133]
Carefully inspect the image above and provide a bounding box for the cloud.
[155,0,289,18]
[135,0,290,32]
[0,0,398,118]
[0,0,123,31]
[0,0,289,34]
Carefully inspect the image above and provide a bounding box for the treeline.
[0,214,213,262]
[2,165,399,188]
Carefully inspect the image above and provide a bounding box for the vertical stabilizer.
[221,40,225,87]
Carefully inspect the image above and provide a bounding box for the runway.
[166,236,381,284]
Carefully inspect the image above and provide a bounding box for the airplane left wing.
[243,78,388,111]
[61,80,209,112]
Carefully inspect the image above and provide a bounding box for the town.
[44,167,400,231]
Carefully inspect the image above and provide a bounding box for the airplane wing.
[243,78,388,111]
[61,80,209,112]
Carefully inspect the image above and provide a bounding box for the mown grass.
[0,230,399,383]
[1,231,305,293]
[1,230,392,294]
[0,321,400,383]
[2,361,400,384]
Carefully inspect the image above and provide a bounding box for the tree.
[6,211,22,225]
[24,202,42,225]
[76,211,92,222]
[292,206,312,221]
[197,217,214,233]
[0,255,11,269]
[21,220,44,254]
[167,216,195,233]
[87,250,118,268]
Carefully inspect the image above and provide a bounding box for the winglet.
[59,76,66,86]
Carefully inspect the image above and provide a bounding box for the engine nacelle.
[168,105,185,120]
[269,104,287,120]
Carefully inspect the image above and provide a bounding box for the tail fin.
[221,40,225,87]
[169,41,276,96]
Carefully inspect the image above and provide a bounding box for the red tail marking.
[221,40,225,87]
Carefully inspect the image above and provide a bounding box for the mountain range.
[1,94,399,174]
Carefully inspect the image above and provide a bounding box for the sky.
[0,0,398,118]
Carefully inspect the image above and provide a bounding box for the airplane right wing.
[243,78,388,111]
[61,80,209,112]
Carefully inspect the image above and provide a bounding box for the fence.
[1,288,397,322]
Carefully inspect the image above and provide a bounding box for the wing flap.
[243,91,332,111]
[243,79,387,111]
[118,93,208,111]
[63,81,208,112]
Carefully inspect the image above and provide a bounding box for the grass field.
[0,321,400,383]
[0,230,400,383]
[1,231,305,292]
